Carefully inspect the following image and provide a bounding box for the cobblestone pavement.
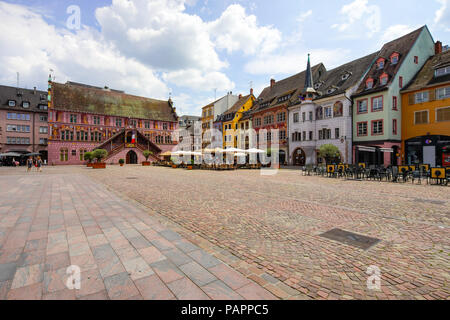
[0,169,276,300]
[1,166,449,300]
[83,165,449,300]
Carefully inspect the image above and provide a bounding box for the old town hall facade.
[47,78,178,165]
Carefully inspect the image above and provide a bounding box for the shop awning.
[357,146,376,153]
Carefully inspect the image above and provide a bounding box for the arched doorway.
[126,150,138,164]
[293,148,306,166]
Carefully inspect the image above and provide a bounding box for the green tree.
[83,152,93,163]
[92,149,108,163]
[143,150,153,161]
[318,144,341,164]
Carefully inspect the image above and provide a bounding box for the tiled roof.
[52,81,177,122]
[314,51,379,100]
[252,63,327,113]
[353,26,426,96]
[402,50,450,92]
[0,85,48,112]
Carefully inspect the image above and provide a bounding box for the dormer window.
[377,58,385,70]
[277,94,291,103]
[435,66,450,77]
[390,53,399,65]
[314,81,324,90]
[327,88,337,94]
[341,73,351,81]
[366,78,374,89]
[8,100,16,107]
[380,73,388,86]
[22,101,30,108]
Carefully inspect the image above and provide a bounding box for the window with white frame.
[39,126,48,134]
[324,106,332,118]
[22,101,30,108]
[372,97,383,111]
[436,87,450,100]
[372,120,383,135]
[293,113,299,123]
[8,100,16,107]
[415,91,429,103]
[357,122,367,136]
[435,66,450,77]
[357,100,368,113]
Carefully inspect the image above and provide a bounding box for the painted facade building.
[218,91,255,149]
[48,80,178,165]
[352,26,435,166]
[401,44,450,167]
[289,52,378,166]
[201,93,239,149]
[237,110,254,150]
[252,66,327,165]
[0,85,49,162]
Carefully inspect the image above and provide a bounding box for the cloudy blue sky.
[0,0,449,116]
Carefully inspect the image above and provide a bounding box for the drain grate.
[320,228,381,250]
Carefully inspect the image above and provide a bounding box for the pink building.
[48,80,178,165]
[0,85,48,163]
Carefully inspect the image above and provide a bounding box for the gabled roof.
[314,51,379,100]
[353,26,427,96]
[217,94,254,122]
[252,63,327,113]
[52,81,177,122]
[0,85,48,111]
[402,50,450,92]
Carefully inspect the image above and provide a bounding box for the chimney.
[270,79,276,88]
[33,87,37,94]
[435,41,442,54]
[250,88,253,95]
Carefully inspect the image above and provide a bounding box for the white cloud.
[244,49,351,76]
[332,0,381,38]
[297,10,313,23]
[378,24,421,46]
[435,0,450,31]
[163,69,235,92]
[0,1,168,98]
[207,4,282,55]
[95,0,226,71]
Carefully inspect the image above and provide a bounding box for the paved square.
[0,165,449,300]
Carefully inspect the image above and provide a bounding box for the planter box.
[92,163,106,169]
[120,163,124,167]
[172,165,177,168]
[87,163,93,168]
[142,162,151,166]
[187,166,193,170]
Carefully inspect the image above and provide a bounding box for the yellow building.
[401,48,450,167]
[218,93,255,149]
[201,103,214,149]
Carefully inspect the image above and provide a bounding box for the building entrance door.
[423,146,436,167]
[126,150,138,164]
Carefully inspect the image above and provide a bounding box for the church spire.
[303,54,317,101]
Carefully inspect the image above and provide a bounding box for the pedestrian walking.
[36,156,43,172]
[27,157,33,172]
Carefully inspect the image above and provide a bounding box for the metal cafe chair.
[430,167,446,185]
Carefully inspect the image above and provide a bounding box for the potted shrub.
[187,159,194,170]
[142,150,153,166]
[119,159,125,167]
[92,149,108,169]
[84,152,94,167]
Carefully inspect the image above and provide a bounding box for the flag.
[131,133,136,144]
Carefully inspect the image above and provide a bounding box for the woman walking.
[36,156,43,172]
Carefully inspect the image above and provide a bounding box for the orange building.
[401,45,450,167]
